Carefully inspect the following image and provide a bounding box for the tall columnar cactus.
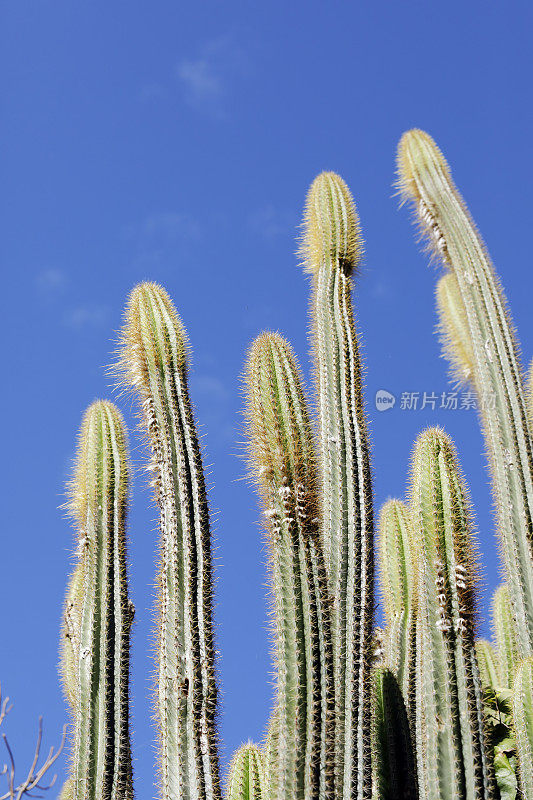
[117,283,221,800]
[61,400,134,800]
[378,500,418,704]
[512,657,533,798]
[410,428,492,800]
[492,584,520,690]
[397,129,533,656]
[371,667,418,800]
[244,333,334,800]
[302,172,374,800]
[227,745,266,800]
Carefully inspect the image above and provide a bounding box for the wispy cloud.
[141,211,201,240]
[249,206,298,241]
[35,268,67,293]
[63,305,110,330]
[176,35,249,117]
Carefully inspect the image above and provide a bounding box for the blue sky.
[2,1,533,796]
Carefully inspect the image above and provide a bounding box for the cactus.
[409,428,492,800]
[50,149,533,800]
[227,745,266,800]
[378,500,418,705]
[436,272,474,386]
[512,657,533,798]
[244,332,334,800]
[493,585,520,690]
[397,129,533,656]
[302,172,374,800]
[371,667,418,800]
[117,282,221,800]
[475,640,501,692]
[61,400,134,800]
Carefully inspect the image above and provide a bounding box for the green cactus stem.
[475,640,501,691]
[302,171,374,800]
[493,584,520,690]
[117,282,221,800]
[371,667,418,800]
[410,428,493,800]
[436,272,474,386]
[512,658,533,799]
[227,745,266,800]
[398,129,533,656]
[63,400,134,800]
[378,500,418,704]
[245,332,334,800]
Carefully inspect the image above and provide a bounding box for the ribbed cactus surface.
[513,657,533,798]
[410,428,492,800]
[398,129,533,656]
[245,332,334,800]
[118,282,221,800]
[227,745,266,800]
[302,171,374,800]
[61,400,134,800]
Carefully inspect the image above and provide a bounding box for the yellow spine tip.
[68,399,128,524]
[301,170,363,274]
[396,129,452,201]
[118,281,189,393]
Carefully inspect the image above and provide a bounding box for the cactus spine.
[410,428,492,800]
[61,400,133,800]
[302,172,374,800]
[512,657,533,798]
[227,745,266,800]
[245,333,334,800]
[118,283,221,800]
[398,129,533,656]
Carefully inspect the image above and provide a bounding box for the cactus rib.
[398,129,533,655]
[118,282,221,800]
[63,400,134,800]
[410,428,493,800]
[245,332,334,800]
[302,171,374,800]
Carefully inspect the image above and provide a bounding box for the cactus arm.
[302,172,374,800]
[410,428,494,800]
[512,658,533,799]
[117,283,220,800]
[371,667,418,800]
[436,273,475,385]
[245,333,334,800]
[227,744,266,800]
[493,585,521,690]
[475,640,502,691]
[378,500,418,705]
[398,129,533,655]
[63,400,133,800]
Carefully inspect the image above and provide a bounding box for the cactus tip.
[301,170,363,274]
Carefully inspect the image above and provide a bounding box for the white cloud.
[35,268,67,293]
[142,211,200,240]
[249,206,297,241]
[63,305,109,330]
[176,34,249,116]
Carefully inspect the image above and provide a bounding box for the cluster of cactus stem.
[57,130,533,800]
